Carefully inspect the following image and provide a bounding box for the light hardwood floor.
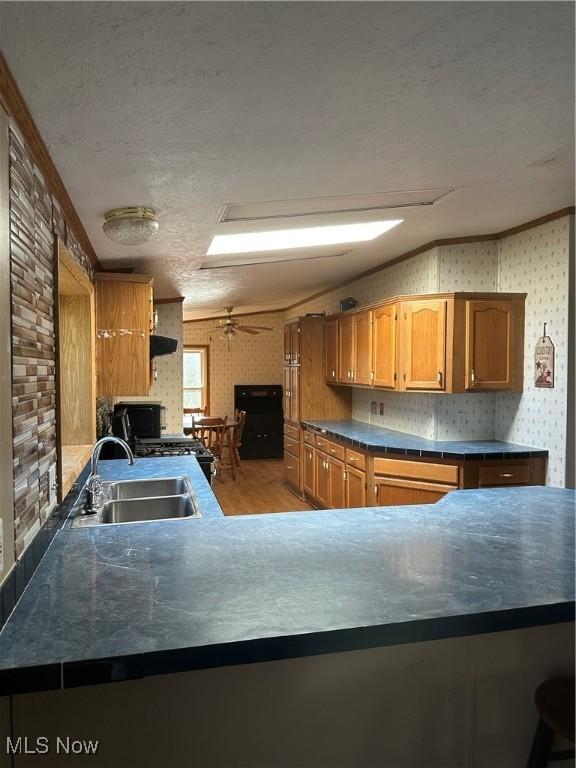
[213,458,313,516]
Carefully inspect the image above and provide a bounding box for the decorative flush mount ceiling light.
[102,207,159,246]
[206,220,403,255]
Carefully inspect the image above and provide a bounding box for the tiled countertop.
[0,475,572,694]
[301,420,549,459]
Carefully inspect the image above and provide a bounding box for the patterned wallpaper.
[117,302,184,434]
[495,217,572,487]
[183,311,285,420]
[286,223,573,488]
[8,123,93,556]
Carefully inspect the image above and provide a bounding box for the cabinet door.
[96,279,151,396]
[325,319,339,383]
[346,465,366,508]
[290,366,300,423]
[283,325,292,363]
[401,300,446,391]
[284,454,300,490]
[373,303,397,389]
[338,315,355,384]
[465,300,519,390]
[315,452,331,507]
[374,478,452,506]
[329,458,346,508]
[283,367,292,422]
[290,322,300,364]
[303,445,316,497]
[353,311,373,385]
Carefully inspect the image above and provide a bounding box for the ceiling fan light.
[103,207,159,246]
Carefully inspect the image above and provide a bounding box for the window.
[183,347,208,425]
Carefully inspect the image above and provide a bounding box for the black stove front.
[133,437,215,484]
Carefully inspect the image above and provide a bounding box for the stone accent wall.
[8,125,93,555]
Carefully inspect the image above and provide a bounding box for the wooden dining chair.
[193,416,235,481]
[231,410,247,471]
[183,407,207,435]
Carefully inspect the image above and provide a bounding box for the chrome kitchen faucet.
[85,437,134,514]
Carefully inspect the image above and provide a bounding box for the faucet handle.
[85,474,104,515]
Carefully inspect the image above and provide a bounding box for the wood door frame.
[55,239,96,501]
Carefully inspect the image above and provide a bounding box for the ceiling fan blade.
[235,325,273,331]
[236,327,259,334]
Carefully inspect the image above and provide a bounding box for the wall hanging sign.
[534,324,555,388]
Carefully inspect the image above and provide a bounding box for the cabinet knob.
[470,369,476,384]
[437,371,443,386]
[498,472,514,478]
[332,369,335,379]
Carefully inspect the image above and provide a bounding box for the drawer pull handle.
[330,448,337,454]
[332,369,335,379]
[437,371,443,386]
[499,472,514,478]
[286,465,294,470]
[348,457,356,462]
[471,369,476,384]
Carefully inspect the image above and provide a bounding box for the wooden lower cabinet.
[346,465,367,507]
[315,452,331,507]
[329,458,346,508]
[373,478,452,506]
[284,451,300,491]
[303,445,316,497]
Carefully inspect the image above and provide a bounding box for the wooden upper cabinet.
[325,318,339,383]
[353,311,373,385]
[400,299,446,391]
[95,274,153,396]
[465,299,523,391]
[290,322,300,364]
[338,315,355,383]
[283,325,292,363]
[372,303,397,389]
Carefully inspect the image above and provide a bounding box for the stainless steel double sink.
[73,476,201,526]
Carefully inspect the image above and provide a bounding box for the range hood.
[150,335,178,358]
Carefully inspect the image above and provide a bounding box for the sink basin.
[101,494,199,524]
[106,476,190,500]
[72,475,202,527]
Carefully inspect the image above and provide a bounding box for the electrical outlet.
[379,402,384,415]
[48,465,57,512]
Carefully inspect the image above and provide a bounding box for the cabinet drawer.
[284,455,300,489]
[478,464,531,487]
[284,435,300,457]
[315,435,344,460]
[303,430,315,446]
[373,457,459,486]
[284,422,300,441]
[345,448,366,471]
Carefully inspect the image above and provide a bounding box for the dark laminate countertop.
[301,420,549,459]
[0,476,572,695]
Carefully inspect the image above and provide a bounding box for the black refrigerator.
[234,385,283,459]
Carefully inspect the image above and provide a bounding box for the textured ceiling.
[0,1,573,319]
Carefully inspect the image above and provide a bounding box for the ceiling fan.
[210,307,273,340]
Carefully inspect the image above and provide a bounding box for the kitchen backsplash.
[8,123,93,556]
[288,216,573,486]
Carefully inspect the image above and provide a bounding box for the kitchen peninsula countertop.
[301,420,549,459]
[0,461,572,694]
